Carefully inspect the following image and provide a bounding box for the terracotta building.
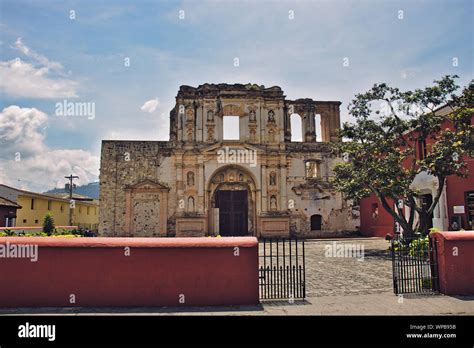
[99,84,359,237]
[360,105,474,237]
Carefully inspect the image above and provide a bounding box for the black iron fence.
[391,236,439,295]
[259,238,306,300]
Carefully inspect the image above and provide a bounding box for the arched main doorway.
[207,165,257,236]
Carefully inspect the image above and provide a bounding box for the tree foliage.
[332,75,473,237]
[43,213,55,236]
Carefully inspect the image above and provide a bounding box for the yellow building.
[0,184,99,231]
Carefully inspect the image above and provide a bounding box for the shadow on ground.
[0,304,265,315]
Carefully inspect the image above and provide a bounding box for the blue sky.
[0,0,472,191]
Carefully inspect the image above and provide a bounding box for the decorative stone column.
[261,165,267,212]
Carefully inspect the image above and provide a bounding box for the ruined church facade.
[99,84,359,237]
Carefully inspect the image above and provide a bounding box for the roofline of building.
[0,184,98,206]
[0,196,22,208]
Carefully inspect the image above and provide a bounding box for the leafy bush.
[0,229,81,237]
[408,236,430,258]
[1,229,15,236]
[421,277,432,289]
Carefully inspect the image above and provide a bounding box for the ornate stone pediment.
[201,142,262,155]
[125,179,170,192]
[292,180,332,197]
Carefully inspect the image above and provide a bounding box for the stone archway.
[207,165,257,236]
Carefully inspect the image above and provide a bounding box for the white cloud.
[0,105,48,157]
[14,37,64,73]
[140,98,160,113]
[0,105,99,192]
[0,38,78,99]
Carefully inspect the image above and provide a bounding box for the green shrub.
[2,229,15,236]
[408,236,430,258]
[421,277,432,289]
[43,213,55,236]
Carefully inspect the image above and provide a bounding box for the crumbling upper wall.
[168,83,341,145]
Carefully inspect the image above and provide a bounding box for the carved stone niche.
[248,121,258,142]
[186,124,194,141]
[124,179,169,237]
[186,108,194,122]
[248,109,256,123]
[207,124,215,142]
[267,109,275,123]
[206,109,215,123]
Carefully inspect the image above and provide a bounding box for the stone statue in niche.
[268,110,275,122]
[186,108,194,121]
[187,126,193,141]
[187,171,194,186]
[268,129,276,142]
[207,127,214,141]
[249,129,256,141]
[270,196,277,211]
[249,110,256,122]
[239,173,244,181]
[207,110,214,122]
[213,173,224,183]
[269,172,276,186]
[188,196,195,212]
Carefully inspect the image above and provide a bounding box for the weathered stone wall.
[99,84,359,237]
[99,141,174,236]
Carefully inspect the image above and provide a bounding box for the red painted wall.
[431,231,474,295]
[0,237,259,307]
[359,194,394,237]
[360,115,474,237]
[446,159,474,230]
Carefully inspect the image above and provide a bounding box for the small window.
[371,203,379,219]
[311,214,322,231]
[23,219,27,223]
[79,206,82,214]
[47,200,52,210]
[223,116,240,140]
[30,199,35,210]
[305,161,320,178]
[417,139,427,160]
[60,204,64,213]
[87,206,90,215]
[34,219,38,224]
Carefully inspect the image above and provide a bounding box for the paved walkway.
[2,293,473,315]
[304,238,393,296]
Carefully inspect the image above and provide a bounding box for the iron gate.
[391,236,439,295]
[259,238,306,300]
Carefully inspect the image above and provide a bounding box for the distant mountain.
[45,181,99,199]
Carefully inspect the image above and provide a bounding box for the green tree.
[332,76,473,238]
[43,212,55,236]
